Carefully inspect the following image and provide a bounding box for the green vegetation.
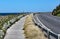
[52,4,60,16]
[0,15,19,29]
[57,14,60,16]
[0,14,20,39]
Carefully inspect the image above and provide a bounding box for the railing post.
[47,31,50,39]
[58,34,60,39]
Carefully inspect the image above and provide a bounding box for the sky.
[0,0,60,12]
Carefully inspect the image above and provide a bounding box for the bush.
[52,4,60,16]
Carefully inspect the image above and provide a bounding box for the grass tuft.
[23,14,47,39]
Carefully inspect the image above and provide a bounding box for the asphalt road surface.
[34,13,60,34]
[4,16,26,39]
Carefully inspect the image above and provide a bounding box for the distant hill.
[52,4,60,16]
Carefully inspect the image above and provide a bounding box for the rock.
[0,30,4,38]
[9,18,16,23]
[2,23,8,29]
[2,22,11,30]
[7,21,11,26]
[17,15,22,19]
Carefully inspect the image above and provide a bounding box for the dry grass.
[23,14,47,39]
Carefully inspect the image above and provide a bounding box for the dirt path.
[4,16,26,39]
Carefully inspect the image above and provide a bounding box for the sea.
[0,13,21,16]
